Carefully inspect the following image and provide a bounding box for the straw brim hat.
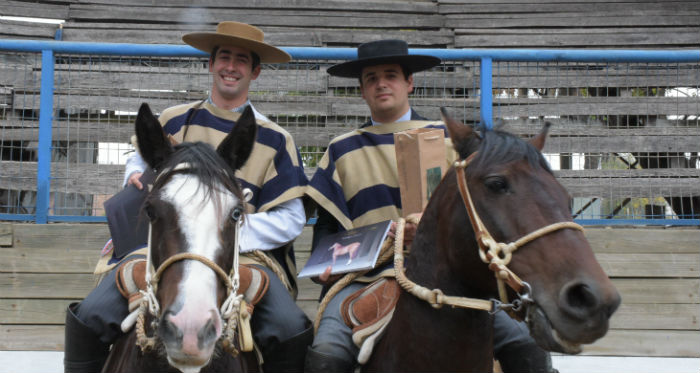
[183,21,290,64]
[327,39,440,78]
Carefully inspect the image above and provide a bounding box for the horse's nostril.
[197,317,218,348]
[560,281,601,319]
[159,313,183,346]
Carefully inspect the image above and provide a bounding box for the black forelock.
[470,130,552,174]
[152,141,243,203]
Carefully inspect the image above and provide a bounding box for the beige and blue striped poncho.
[307,119,456,232]
[159,101,308,214]
[158,100,308,283]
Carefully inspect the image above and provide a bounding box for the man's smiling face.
[209,45,260,109]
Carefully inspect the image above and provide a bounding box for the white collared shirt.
[370,107,412,126]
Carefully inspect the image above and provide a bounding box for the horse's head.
[135,103,256,372]
[441,110,620,354]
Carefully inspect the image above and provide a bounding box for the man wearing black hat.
[64,22,312,373]
[304,39,556,373]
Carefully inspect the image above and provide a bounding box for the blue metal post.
[479,57,493,130]
[36,50,55,224]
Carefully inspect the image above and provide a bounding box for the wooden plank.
[454,31,700,48]
[586,228,700,254]
[51,68,327,92]
[438,1,700,13]
[0,224,12,247]
[0,19,57,40]
[0,325,64,351]
[596,253,699,278]
[612,278,699,304]
[0,247,99,274]
[71,0,437,13]
[0,119,134,143]
[445,14,700,28]
[0,299,75,324]
[556,169,700,179]
[62,24,452,46]
[583,329,700,357]
[0,161,125,194]
[67,5,444,29]
[501,121,700,137]
[610,303,699,330]
[542,135,700,153]
[0,273,96,299]
[0,1,70,19]
[10,223,110,249]
[561,177,700,199]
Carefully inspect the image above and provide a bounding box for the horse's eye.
[230,207,243,222]
[144,203,157,221]
[484,176,509,194]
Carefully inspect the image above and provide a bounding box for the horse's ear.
[529,122,552,151]
[217,105,257,170]
[440,107,479,158]
[135,103,174,170]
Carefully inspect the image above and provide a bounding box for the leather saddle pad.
[116,259,269,313]
[340,277,400,363]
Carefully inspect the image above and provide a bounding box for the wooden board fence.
[0,222,698,357]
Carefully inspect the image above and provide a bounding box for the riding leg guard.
[495,341,558,373]
[304,346,355,373]
[260,325,313,373]
[64,303,110,373]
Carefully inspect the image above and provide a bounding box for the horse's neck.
[369,182,495,371]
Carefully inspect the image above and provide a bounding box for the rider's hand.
[127,172,144,190]
[312,265,343,286]
[387,213,422,247]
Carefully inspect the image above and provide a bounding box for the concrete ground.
[0,351,697,373]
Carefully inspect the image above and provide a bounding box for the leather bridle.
[394,152,584,317]
[453,153,584,314]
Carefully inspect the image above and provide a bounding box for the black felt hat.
[327,39,441,78]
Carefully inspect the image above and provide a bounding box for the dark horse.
[365,111,621,372]
[102,103,259,373]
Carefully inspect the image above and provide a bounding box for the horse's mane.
[149,141,243,210]
[463,129,552,174]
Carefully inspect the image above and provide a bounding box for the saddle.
[340,277,401,364]
[116,258,269,351]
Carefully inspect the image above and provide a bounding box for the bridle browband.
[136,162,249,355]
[395,152,584,317]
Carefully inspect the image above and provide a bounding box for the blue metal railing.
[0,39,699,225]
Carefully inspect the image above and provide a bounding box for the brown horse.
[364,111,621,372]
[102,103,259,373]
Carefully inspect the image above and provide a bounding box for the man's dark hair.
[210,46,261,70]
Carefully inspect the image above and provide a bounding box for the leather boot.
[261,326,314,373]
[304,346,355,373]
[496,341,558,373]
[63,303,110,373]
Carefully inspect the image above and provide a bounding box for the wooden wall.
[0,0,699,359]
[1,222,698,357]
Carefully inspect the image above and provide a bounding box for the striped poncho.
[158,100,308,285]
[307,119,456,232]
[159,101,308,214]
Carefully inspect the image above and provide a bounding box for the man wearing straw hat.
[64,22,312,373]
[304,39,556,373]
